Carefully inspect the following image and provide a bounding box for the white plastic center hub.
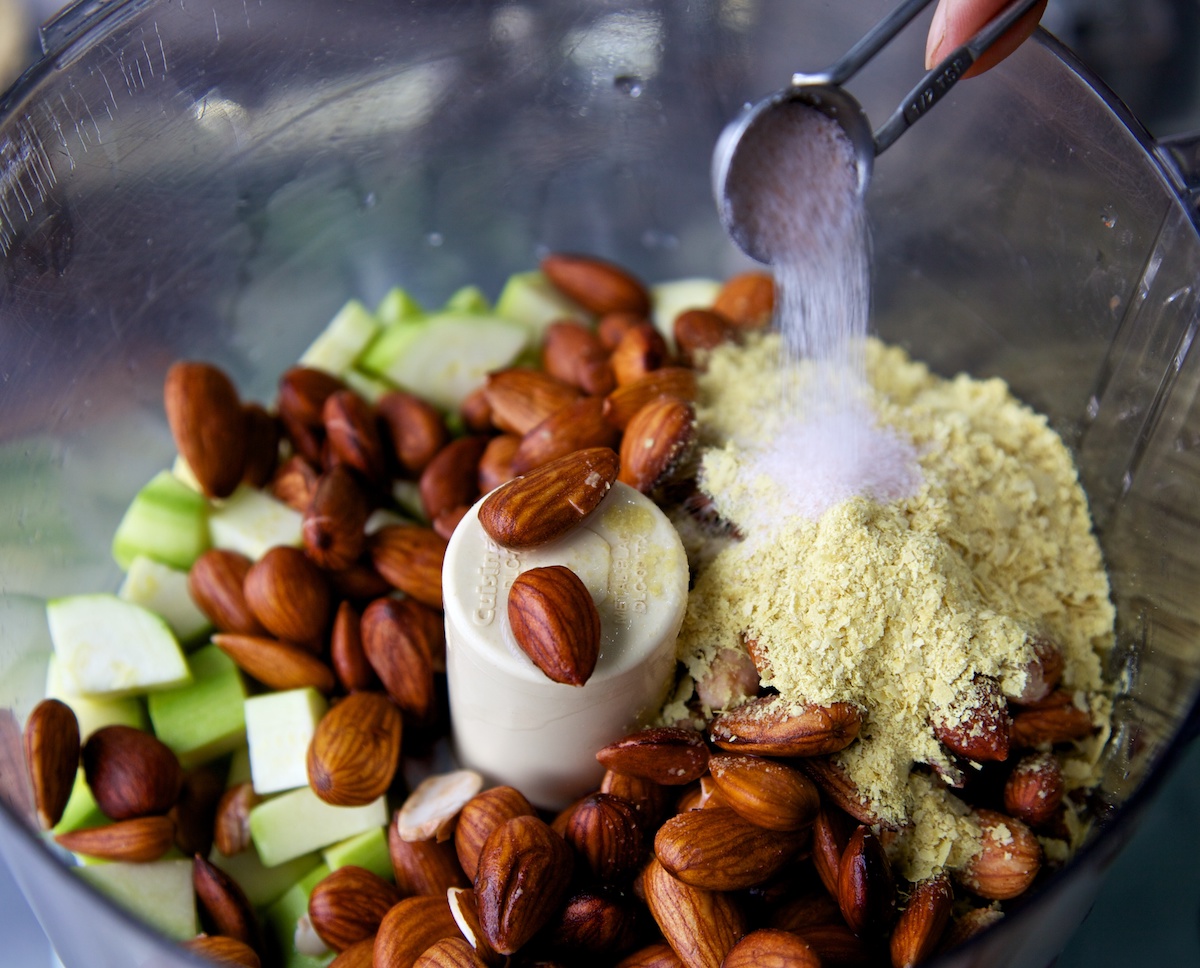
[442,481,689,809]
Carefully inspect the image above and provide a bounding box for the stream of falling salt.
[724,107,921,525]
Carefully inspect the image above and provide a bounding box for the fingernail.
[925,0,949,69]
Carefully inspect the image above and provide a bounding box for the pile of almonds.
[21,253,1095,967]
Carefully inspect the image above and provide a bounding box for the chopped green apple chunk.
[171,454,203,493]
[342,367,395,404]
[300,299,382,376]
[322,826,392,880]
[226,744,253,788]
[245,688,328,795]
[210,845,322,908]
[118,555,211,645]
[45,656,148,740]
[443,283,490,314]
[111,470,210,571]
[375,286,424,326]
[209,485,303,560]
[148,645,247,769]
[76,858,198,941]
[650,277,723,348]
[47,594,191,699]
[356,318,427,378]
[266,863,335,968]
[375,311,528,412]
[496,270,588,337]
[53,767,107,835]
[250,787,388,867]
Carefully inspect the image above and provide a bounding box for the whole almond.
[654,807,803,892]
[83,724,183,821]
[1011,697,1095,748]
[278,367,347,459]
[511,395,620,474]
[24,698,80,829]
[420,436,489,522]
[377,390,449,475]
[323,389,387,485]
[188,549,265,636]
[801,758,895,829]
[598,311,646,350]
[484,368,582,436]
[940,906,1004,950]
[618,397,695,494]
[455,786,537,881]
[477,447,619,550]
[389,826,469,896]
[213,633,336,694]
[368,525,448,608]
[932,675,1011,763]
[475,815,573,955]
[603,368,698,430]
[477,434,522,493]
[610,322,669,386]
[712,272,775,330]
[1007,636,1065,706]
[768,891,842,933]
[55,815,176,862]
[330,601,379,693]
[310,864,403,951]
[507,565,600,686]
[837,825,895,939]
[542,320,615,396]
[374,892,463,968]
[596,726,709,786]
[360,597,437,719]
[546,890,639,957]
[194,852,260,949]
[541,253,651,316]
[244,546,332,647]
[811,803,853,897]
[563,793,645,882]
[241,402,281,488]
[307,692,403,807]
[673,309,738,367]
[642,856,745,968]
[1003,752,1064,827]
[890,872,952,968]
[214,781,260,857]
[722,929,820,968]
[957,809,1041,900]
[180,935,262,968]
[413,937,488,968]
[303,465,371,571]
[707,753,819,832]
[614,942,686,968]
[710,695,862,758]
[601,770,670,832]
[163,361,248,498]
[271,455,322,512]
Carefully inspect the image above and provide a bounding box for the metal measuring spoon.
[713,0,1046,264]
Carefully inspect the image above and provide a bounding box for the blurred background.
[1,0,1198,966]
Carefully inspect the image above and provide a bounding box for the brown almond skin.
[369,525,448,609]
[958,809,1042,901]
[1011,699,1096,748]
[801,758,896,829]
[940,906,1004,951]
[603,368,698,430]
[722,929,820,968]
[475,814,574,956]
[213,633,337,694]
[83,725,183,821]
[413,937,488,968]
[163,361,248,498]
[812,803,853,897]
[541,252,651,316]
[307,692,403,807]
[188,549,265,636]
[309,864,403,952]
[55,815,176,862]
[769,891,843,933]
[673,309,738,367]
[420,436,489,522]
[615,942,685,968]
[654,807,803,892]
[328,560,394,603]
[598,311,646,350]
[243,546,332,647]
[377,390,449,475]
[890,872,953,968]
[511,395,621,475]
[278,367,346,448]
[323,389,388,485]
[542,320,615,395]
[194,853,260,949]
[477,447,619,550]
[171,764,225,857]
[601,770,671,832]
[180,935,262,968]
[711,695,863,758]
[484,368,583,436]
[303,464,372,571]
[642,856,745,968]
[360,597,438,720]
[610,322,669,386]
[24,698,80,830]
[454,785,537,882]
[477,434,522,494]
[214,781,260,857]
[1007,637,1066,706]
[434,506,470,541]
[330,601,379,693]
[563,793,645,882]
[707,753,819,832]
[374,894,464,967]
[596,726,710,786]
[837,825,895,939]
[271,454,322,512]
[712,272,775,330]
[1003,752,1065,827]
[241,403,281,488]
[327,937,375,968]
[507,565,601,686]
[459,385,495,435]
[618,397,696,493]
[390,824,469,896]
[932,675,1011,763]
[545,890,639,958]
[446,885,505,967]
[795,923,873,968]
